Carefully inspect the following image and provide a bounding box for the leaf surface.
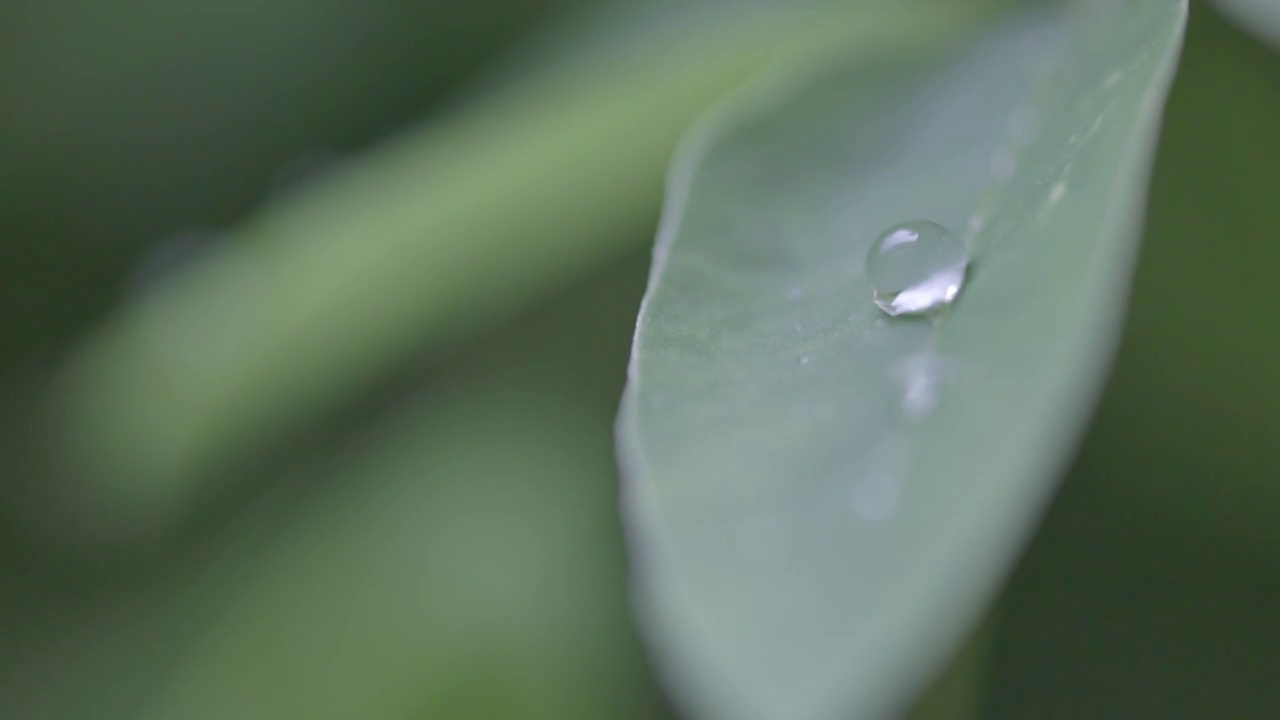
[617,3,1188,719]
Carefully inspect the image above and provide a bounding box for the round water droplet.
[866,220,969,317]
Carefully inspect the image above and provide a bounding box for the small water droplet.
[852,472,901,522]
[1103,70,1123,89]
[1048,181,1067,205]
[798,355,811,366]
[794,323,804,334]
[866,221,969,317]
[892,352,954,421]
[902,373,939,420]
[786,286,805,302]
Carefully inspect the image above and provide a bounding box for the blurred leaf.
[22,1,980,541]
[0,254,659,719]
[0,1,562,195]
[616,3,1186,720]
[0,0,566,374]
[1211,0,1280,49]
[134,383,644,720]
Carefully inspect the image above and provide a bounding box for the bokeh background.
[1,1,1277,718]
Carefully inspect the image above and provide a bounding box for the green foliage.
[617,4,1186,719]
[3,1,1279,720]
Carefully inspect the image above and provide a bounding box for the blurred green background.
[0,1,1277,718]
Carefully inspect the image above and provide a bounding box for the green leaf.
[616,3,1188,720]
[135,385,636,720]
[0,252,656,720]
[1212,0,1280,50]
[2,379,651,720]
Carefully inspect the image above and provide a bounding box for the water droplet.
[866,221,969,317]
[794,323,804,334]
[798,355,811,366]
[902,382,937,419]
[1103,70,1123,89]
[852,472,901,522]
[891,351,953,421]
[1048,181,1067,205]
[786,286,805,301]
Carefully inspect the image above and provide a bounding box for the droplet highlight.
[1048,181,1067,205]
[866,220,969,317]
[892,351,953,421]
